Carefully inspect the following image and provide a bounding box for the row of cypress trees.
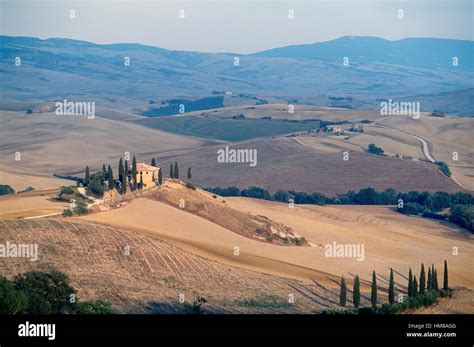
[339,260,449,309]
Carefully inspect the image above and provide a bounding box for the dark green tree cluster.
[367,143,384,155]
[204,186,473,232]
[408,261,449,299]
[0,184,15,196]
[338,261,450,313]
[0,271,113,314]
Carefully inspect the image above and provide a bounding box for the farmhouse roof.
[129,163,160,172]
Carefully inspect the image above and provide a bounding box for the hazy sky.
[1,0,472,53]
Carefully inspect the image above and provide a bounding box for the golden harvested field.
[0,218,348,313]
[1,182,473,313]
[0,191,67,220]
[0,110,208,182]
[81,185,474,308]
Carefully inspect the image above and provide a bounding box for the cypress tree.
[413,276,418,297]
[443,260,448,291]
[427,266,432,290]
[187,167,192,181]
[353,275,360,309]
[419,263,426,295]
[123,160,128,194]
[132,156,138,190]
[85,166,90,186]
[158,168,163,185]
[102,164,107,180]
[151,158,156,167]
[388,268,395,305]
[371,271,377,308]
[174,162,179,180]
[339,276,346,307]
[139,172,143,190]
[107,165,114,190]
[408,268,413,298]
[118,158,124,183]
[434,269,439,291]
[169,164,174,179]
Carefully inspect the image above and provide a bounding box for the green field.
[134,116,320,141]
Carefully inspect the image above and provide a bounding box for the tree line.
[334,260,450,314]
[204,186,474,232]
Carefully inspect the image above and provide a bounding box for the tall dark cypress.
[427,266,432,290]
[85,166,90,186]
[419,263,426,295]
[339,276,347,307]
[158,168,163,185]
[434,269,439,291]
[408,268,413,298]
[413,276,418,296]
[371,271,377,308]
[169,164,174,179]
[174,162,179,180]
[107,165,114,191]
[388,268,395,305]
[187,167,192,181]
[151,158,156,167]
[132,155,138,190]
[353,275,360,309]
[118,158,124,183]
[443,260,448,291]
[123,160,128,193]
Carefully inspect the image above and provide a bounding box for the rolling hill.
[1,35,473,115]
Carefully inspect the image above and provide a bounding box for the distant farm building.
[128,163,160,189]
[41,105,52,113]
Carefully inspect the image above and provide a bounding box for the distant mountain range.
[253,36,474,71]
[1,35,472,115]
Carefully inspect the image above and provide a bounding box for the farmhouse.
[128,162,160,189]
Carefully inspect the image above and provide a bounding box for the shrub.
[449,205,474,232]
[74,202,90,215]
[86,176,104,198]
[60,186,75,196]
[436,161,451,177]
[184,297,208,314]
[368,143,384,155]
[0,184,15,195]
[18,187,35,193]
[62,209,73,217]
[75,300,114,314]
[399,202,425,216]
